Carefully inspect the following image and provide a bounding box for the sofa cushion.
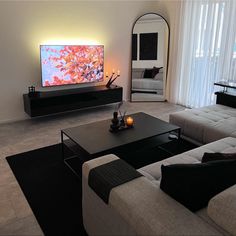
[151,67,159,78]
[154,72,163,80]
[111,177,222,236]
[169,104,236,144]
[202,152,236,163]
[208,184,236,235]
[143,67,163,79]
[143,69,153,78]
[152,66,163,77]
[160,159,236,212]
[196,208,231,236]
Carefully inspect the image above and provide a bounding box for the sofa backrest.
[132,68,145,79]
[132,68,163,80]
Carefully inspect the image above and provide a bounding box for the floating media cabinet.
[23,85,123,117]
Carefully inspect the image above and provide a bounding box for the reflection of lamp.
[106,69,120,88]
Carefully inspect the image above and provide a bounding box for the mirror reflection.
[131,13,169,102]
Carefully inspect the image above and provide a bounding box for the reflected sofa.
[132,68,163,95]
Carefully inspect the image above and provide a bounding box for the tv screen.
[40,45,104,87]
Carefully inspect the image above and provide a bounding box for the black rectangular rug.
[6,144,87,236]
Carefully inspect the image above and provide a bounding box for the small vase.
[110,112,120,131]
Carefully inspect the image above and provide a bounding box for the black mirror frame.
[130,13,170,102]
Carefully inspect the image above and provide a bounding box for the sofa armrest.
[208,184,236,235]
[82,155,221,236]
[82,154,119,179]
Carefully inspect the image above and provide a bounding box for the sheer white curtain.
[173,0,236,108]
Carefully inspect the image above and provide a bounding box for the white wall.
[156,1,182,102]
[0,0,181,123]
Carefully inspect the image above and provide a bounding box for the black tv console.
[23,85,123,117]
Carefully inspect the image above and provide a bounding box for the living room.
[0,0,236,235]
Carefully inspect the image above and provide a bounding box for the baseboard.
[0,115,30,124]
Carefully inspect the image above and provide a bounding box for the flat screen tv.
[40,45,104,87]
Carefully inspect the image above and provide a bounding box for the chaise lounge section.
[82,137,236,236]
[169,104,236,145]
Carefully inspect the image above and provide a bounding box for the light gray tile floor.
[0,101,184,235]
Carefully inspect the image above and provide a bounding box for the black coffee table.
[61,112,180,175]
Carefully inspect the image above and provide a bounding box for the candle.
[112,68,115,74]
[126,116,134,127]
[117,70,120,76]
[106,72,109,77]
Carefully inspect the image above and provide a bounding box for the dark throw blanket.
[88,159,142,203]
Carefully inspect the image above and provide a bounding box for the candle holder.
[126,116,134,127]
[109,111,134,133]
[106,70,120,88]
[28,86,39,97]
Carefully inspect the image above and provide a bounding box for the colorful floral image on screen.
[41,45,104,87]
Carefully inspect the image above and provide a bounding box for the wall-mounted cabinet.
[23,85,123,117]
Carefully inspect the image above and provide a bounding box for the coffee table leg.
[60,132,83,177]
[61,131,65,161]
[177,128,181,139]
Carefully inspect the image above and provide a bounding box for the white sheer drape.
[173,0,236,108]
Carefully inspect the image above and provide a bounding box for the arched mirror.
[131,13,169,102]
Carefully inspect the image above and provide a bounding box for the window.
[174,0,236,108]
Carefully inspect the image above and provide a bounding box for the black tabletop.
[62,112,180,155]
[214,81,236,89]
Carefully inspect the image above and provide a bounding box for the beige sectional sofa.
[169,104,236,145]
[82,137,236,236]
